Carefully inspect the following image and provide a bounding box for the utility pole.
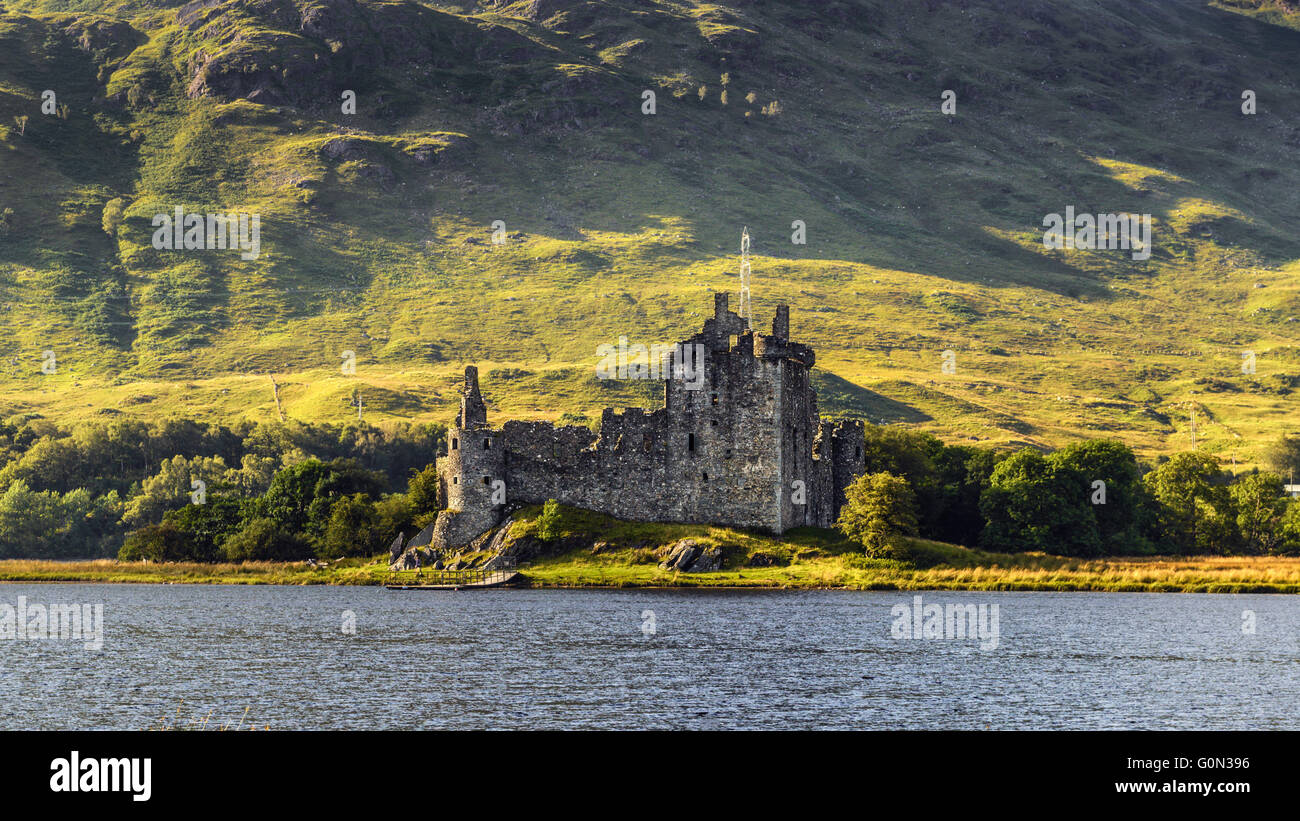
[739,226,752,330]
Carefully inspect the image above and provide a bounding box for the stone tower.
[828,419,867,522]
[432,366,506,549]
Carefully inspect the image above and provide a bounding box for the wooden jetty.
[384,560,520,591]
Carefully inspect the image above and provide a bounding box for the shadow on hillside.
[811,371,930,423]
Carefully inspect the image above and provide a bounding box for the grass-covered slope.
[0,0,1298,465]
[6,502,1300,592]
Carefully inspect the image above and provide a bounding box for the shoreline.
[2,556,1297,594]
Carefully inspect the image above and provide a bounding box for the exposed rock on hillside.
[658,539,724,572]
[176,0,550,109]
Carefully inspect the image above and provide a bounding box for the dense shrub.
[836,472,918,557]
[979,449,1101,557]
[220,518,311,562]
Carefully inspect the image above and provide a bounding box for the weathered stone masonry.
[431,293,868,549]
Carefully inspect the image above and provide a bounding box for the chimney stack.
[459,365,487,428]
[772,304,789,340]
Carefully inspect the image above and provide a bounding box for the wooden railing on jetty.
[385,557,519,589]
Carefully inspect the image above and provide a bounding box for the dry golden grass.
[521,552,1300,593]
[4,554,1298,593]
[0,558,382,585]
[905,555,1300,593]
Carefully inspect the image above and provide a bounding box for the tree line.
[0,416,443,560]
[0,413,1296,561]
[838,429,1300,558]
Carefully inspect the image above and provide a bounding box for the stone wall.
[430,293,868,549]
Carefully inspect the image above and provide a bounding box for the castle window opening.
[711,419,718,427]
[725,448,733,459]
[483,438,491,449]
[688,433,696,452]
[452,477,458,485]
[702,471,709,482]
[856,446,861,458]
[451,438,458,450]
[710,393,718,406]
[482,476,490,485]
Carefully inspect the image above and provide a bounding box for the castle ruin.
[430,293,868,549]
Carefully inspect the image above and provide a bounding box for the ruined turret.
[694,292,748,353]
[772,304,789,340]
[459,365,488,429]
[829,419,867,521]
[431,366,505,550]
[754,303,813,367]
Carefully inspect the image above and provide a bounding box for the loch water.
[1,585,1295,730]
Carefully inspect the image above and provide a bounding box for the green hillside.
[1,0,1298,466]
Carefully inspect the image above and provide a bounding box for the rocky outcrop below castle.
[388,512,738,575]
[657,540,724,573]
